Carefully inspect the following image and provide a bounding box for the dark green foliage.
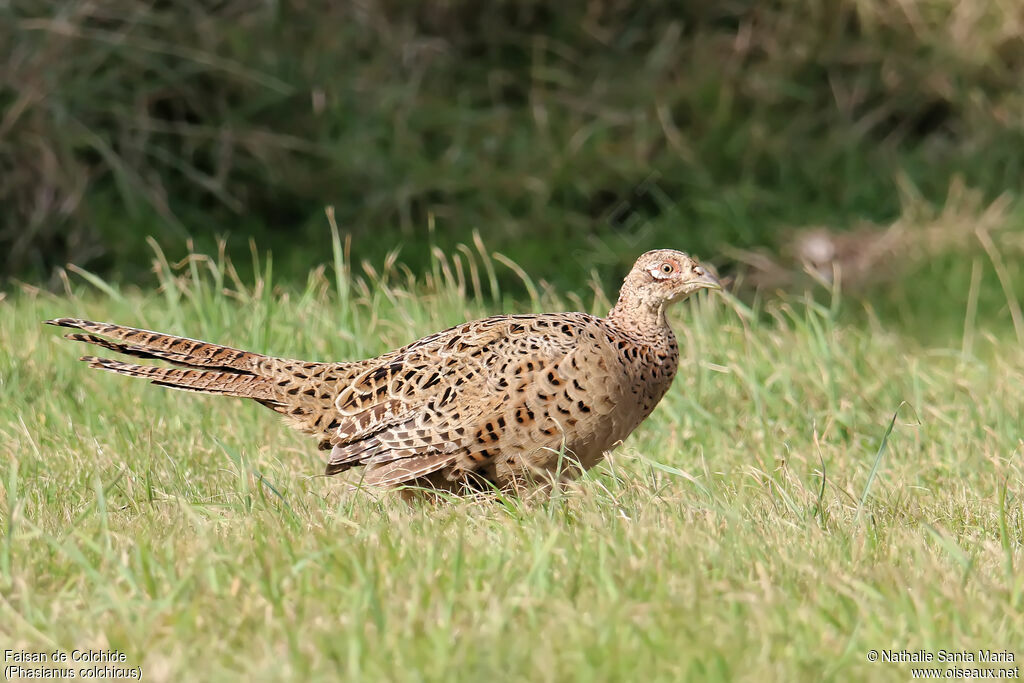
[2,1,1022,285]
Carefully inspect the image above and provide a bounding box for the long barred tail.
[45,318,357,441]
[46,318,264,371]
[45,318,282,404]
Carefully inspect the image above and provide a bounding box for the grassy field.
[2,238,1023,681]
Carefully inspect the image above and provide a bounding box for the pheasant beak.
[691,268,721,291]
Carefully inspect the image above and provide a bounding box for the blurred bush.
[2,0,1023,285]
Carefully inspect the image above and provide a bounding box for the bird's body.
[46,249,719,494]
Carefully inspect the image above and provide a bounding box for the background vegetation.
[3,1,1024,311]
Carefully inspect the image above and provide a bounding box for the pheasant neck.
[607,298,670,341]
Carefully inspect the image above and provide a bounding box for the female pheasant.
[46,249,719,493]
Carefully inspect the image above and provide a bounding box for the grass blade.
[854,402,905,526]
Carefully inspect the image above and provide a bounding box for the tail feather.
[45,318,264,373]
[81,355,279,403]
[64,333,258,373]
[47,318,348,437]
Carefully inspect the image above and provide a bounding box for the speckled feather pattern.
[46,249,719,494]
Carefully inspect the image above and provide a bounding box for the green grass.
[1,239,1022,682]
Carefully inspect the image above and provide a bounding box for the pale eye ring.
[660,263,674,275]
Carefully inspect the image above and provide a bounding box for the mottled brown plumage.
[46,249,719,494]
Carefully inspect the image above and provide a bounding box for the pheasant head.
[609,249,720,336]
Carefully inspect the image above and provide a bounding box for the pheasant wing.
[324,313,619,486]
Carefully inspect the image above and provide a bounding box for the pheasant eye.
[660,263,674,274]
